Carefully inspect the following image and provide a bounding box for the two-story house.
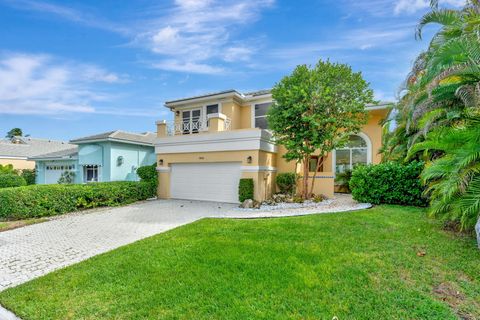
[155,89,389,203]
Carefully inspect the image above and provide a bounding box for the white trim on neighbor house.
[331,132,372,176]
[156,166,171,172]
[0,155,28,160]
[72,138,154,147]
[165,91,243,107]
[155,129,277,154]
[241,166,277,172]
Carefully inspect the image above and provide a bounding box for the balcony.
[157,113,232,137]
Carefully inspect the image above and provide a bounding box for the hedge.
[276,172,297,195]
[239,178,254,202]
[137,164,158,186]
[0,181,156,220]
[349,161,427,206]
[0,174,27,189]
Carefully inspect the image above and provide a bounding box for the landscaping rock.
[253,200,261,209]
[240,199,254,209]
[476,217,480,249]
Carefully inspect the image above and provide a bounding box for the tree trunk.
[302,156,310,199]
[309,156,325,197]
[476,216,480,249]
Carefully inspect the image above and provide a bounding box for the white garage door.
[171,162,242,203]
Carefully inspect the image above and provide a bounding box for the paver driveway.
[0,200,237,291]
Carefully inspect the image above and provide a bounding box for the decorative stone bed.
[214,193,372,219]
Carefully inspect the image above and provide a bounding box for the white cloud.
[152,60,224,74]
[1,0,129,34]
[0,53,129,115]
[139,0,274,74]
[394,0,465,15]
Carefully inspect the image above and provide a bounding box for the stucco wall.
[109,142,155,181]
[0,158,35,170]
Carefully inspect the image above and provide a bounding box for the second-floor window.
[254,102,272,129]
[206,104,219,127]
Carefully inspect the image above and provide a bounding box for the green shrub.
[0,181,155,220]
[137,164,158,198]
[0,174,27,188]
[313,194,324,203]
[21,169,36,185]
[349,161,427,206]
[137,164,157,185]
[239,178,254,202]
[276,172,297,195]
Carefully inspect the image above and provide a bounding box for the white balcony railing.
[166,116,232,136]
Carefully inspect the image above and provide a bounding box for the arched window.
[334,134,371,173]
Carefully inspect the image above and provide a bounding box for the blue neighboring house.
[30,131,156,184]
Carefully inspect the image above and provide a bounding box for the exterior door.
[182,109,202,134]
[170,162,242,203]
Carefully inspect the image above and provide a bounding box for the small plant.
[0,174,27,188]
[239,178,254,202]
[58,171,76,184]
[313,194,324,203]
[292,195,304,203]
[276,172,297,195]
[335,169,353,193]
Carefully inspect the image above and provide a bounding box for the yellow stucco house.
[155,89,389,203]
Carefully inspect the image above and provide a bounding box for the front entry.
[170,162,241,203]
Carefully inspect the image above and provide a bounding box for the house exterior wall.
[157,149,277,201]
[109,142,155,181]
[159,94,388,202]
[35,142,155,185]
[0,158,35,170]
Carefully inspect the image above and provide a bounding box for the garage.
[170,162,242,203]
[44,163,75,184]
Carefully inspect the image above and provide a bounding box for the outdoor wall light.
[175,110,180,116]
[159,159,164,166]
[116,156,124,166]
[247,156,253,164]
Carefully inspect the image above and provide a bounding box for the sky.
[0,0,466,140]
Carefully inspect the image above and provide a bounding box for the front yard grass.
[1,205,479,319]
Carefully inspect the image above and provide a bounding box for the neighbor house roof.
[70,130,156,146]
[0,136,76,159]
[29,147,78,161]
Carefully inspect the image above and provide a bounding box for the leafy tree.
[58,171,76,184]
[268,59,374,198]
[0,164,17,175]
[6,128,23,138]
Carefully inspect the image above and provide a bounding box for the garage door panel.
[171,162,241,203]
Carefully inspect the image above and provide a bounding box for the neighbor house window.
[335,135,368,173]
[254,102,272,129]
[84,165,99,182]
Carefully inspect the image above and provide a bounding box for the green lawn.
[1,206,479,319]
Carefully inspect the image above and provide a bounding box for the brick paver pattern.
[0,200,236,291]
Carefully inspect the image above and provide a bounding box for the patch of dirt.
[433,282,474,320]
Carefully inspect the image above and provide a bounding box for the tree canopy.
[6,128,23,138]
[268,59,374,198]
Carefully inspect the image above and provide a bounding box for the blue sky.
[0,0,465,140]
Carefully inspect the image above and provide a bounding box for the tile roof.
[29,147,78,160]
[70,130,156,145]
[0,137,76,159]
